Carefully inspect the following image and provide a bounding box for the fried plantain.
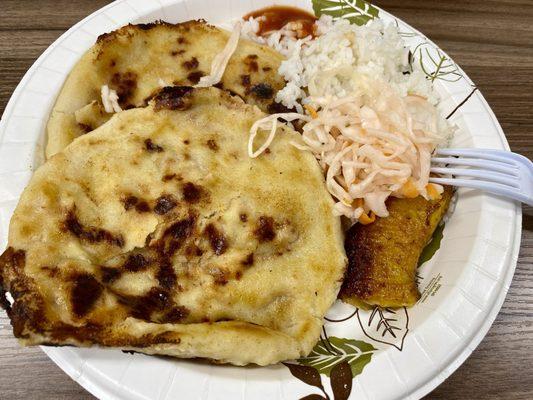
[339,186,453,308]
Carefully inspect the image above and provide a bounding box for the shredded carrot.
[426,183,441,200]
[400,178,419,198]
[304,104,319,119]
[358,211,376,225]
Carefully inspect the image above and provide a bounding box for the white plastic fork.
[429,148,533,205]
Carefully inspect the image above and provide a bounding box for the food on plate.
[1,2,462,372]
[46,20,285,158]
[340,186,453,308]
[0,87,346,365]
[241,8,456,308]
[243,12,454,224]
[243,6,318,39]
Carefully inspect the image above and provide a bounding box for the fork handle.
[430,177,533,206]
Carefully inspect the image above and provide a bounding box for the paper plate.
[0,0,521,399]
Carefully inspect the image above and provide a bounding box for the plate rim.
[374,11,522,397]
[0,0,522,399]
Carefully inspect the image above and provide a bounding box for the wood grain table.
[0,1,532,399]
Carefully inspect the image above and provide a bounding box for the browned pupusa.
[46,20,286,159]
[1,87,346,366]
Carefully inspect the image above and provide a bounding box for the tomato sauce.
[243,6,317,38]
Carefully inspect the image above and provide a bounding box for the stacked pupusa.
[0,18,347,366]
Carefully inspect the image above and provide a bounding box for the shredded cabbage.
[248,113,310,158]
[248,75,450,224]
[196,22,242,88]
[100,85,122,113]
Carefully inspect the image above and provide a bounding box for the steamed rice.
[243,16,437,108]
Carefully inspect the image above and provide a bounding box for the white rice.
[242,16,439,109]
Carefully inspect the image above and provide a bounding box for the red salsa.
[243,6,317,38]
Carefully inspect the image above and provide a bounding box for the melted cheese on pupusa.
[46,20,286,159]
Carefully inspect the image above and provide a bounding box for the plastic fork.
[429,148,533,205]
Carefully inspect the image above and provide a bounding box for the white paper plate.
[0,1,521,399]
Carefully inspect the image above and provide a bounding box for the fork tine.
[429,177,530,204]
[438,148,532,165]
[430,167,519,187]
[435,148,518,165]
[431,157,519,175]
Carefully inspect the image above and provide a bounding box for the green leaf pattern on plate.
[414,43,463,83]
[312,0,379,26]
[418,222,445,267]
[299,337,377,377]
